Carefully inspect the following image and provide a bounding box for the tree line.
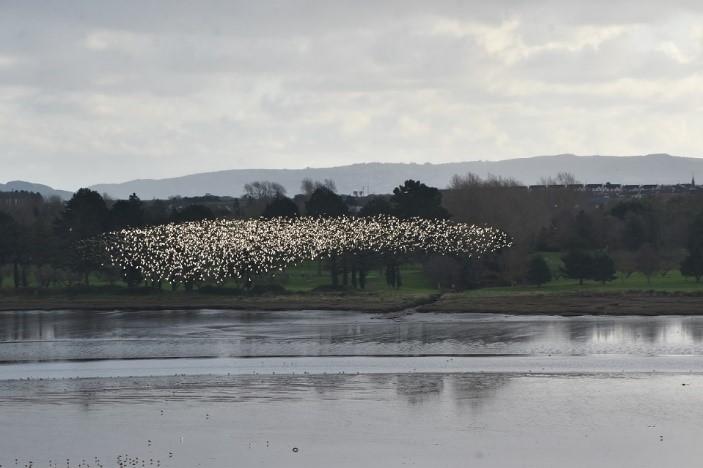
[1,172,703,291]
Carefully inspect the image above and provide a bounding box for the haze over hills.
[3,154,703,200]
[88,154,702,199]
[0,180,73,200]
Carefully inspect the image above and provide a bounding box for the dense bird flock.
[99,216,511,286]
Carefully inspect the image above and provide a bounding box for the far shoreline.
[1,290,703,316]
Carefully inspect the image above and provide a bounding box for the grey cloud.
[2,0,703,189]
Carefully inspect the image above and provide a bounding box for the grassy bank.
[0,288,439,313]
[419,291,703,315]
[2,288,703,315]
[3,263,703,314]
[418,271,703,315]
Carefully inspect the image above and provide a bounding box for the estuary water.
[0,310,702,467]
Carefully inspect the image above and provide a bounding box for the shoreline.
[0,291,439,313]
[418,292,703,316]
[1,290,703,315]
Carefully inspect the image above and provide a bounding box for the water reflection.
[0,372,514,409]
[1,372,702,468]
[0,311,702,362]
[396,374,444,405]
[450,374,511,411]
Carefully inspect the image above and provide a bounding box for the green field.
[0,261,437,294]
[461,271,703,298]
[2,258,703,297]
[278,261,436,292]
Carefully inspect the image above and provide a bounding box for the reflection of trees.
[76,379,99,410]
[309,374,355,397]
[395,374,444,405]
[394,373,512,409]
[449,374,511,412]
[687,319,703,342]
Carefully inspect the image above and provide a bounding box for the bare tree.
[635,243,660,285]
[243,181,286,200]
[556,172,579,185]
[540,172,579,186]
[449,172,483,190]
[612,250,636,281]
[301,178,316,197]
[300,178,337,197]
[449,172,521,190]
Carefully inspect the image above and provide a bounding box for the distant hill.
[88,154,703,199]
[0,180,72,200]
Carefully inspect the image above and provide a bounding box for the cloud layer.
[2,0,703,189]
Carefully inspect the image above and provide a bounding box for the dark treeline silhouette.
[2,172,703,291]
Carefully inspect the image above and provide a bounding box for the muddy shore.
[2,290,703,315]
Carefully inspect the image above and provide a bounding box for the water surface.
[2,309,703,361]
[1,310,701,468]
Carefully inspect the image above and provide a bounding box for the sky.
[2,0,703,190]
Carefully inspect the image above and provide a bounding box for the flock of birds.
[99,216,511,286]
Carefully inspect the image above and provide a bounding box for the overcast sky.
[2,0,703,189]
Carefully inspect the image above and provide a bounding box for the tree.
[686,211,703,252]
[0,212,17,262]
[623,213,647,251]
[561,250,592,285]
[658,249,685,277]
[54,189,110,285]
[612,250,636,282]
[610,200,658,251]
[526,255,552,286]
[359,197,392,217]
[301,179,337,198]
[56,188,109,241]
[610,200,650,220]
[171,205,214,223]
[305,187,348,216]
[0,212,18,288]
[678,211,703,282]
[566,210,596,250]
[243,181,286,200]
[681,249,703,282]
[635,244,660,285]
[300,178,316,197]
[390,179,449,219]
[305,187,348,286]
[590,251,617,284]
[556,172,579,185]
[539,172,579,186]
[109,193,144,230]
[263,194,299,218]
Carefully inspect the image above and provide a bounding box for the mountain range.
[3,154,703,200]
[0,180,73,200]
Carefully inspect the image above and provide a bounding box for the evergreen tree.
[262,194,299,218]
[635,243,660,284]
[681,249,703,282]
[305,187,348,216]
[390,180,449,219]
[359,197,392,217]
[526,255,552,286]
[561,250,592,285]
[171,204,214,223]
[109,193,144,230]
[56,188,109,241]
[0,212,18,288]
[687,211,703,252]
[54,189,110,285]
[590,251,617,284]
